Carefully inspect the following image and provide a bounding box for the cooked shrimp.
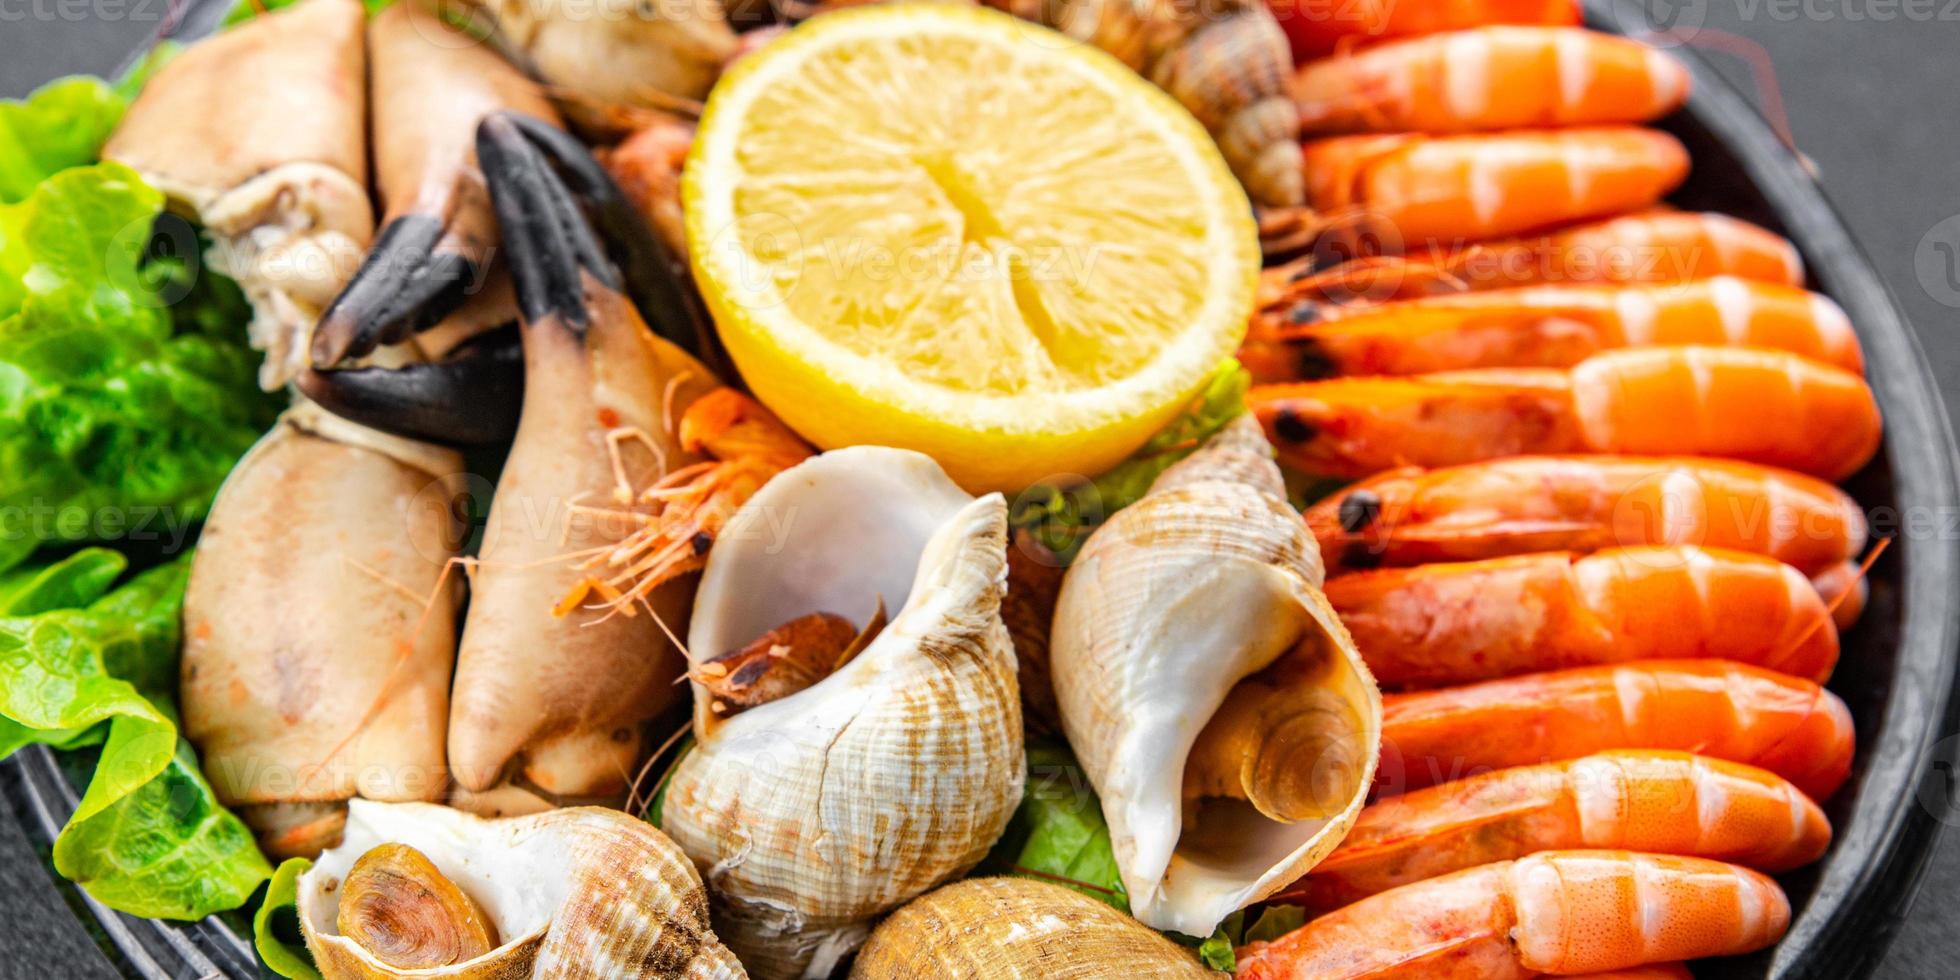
[1305,455,1868,577]
[1377,660,1855,799]
[1811,558,1870,630]
[1245,277,1861,381]
[1254,345,1881,480]
[559,387,814,618]
[1301,127,1689,246]
[1293,27,1690,135]
[1282,750,1830,914]
[1278,0,1581,60]
[1568,967,1695,980]
[1326,546,1839,688]
[1237,851,1788,979]
[1417,209,1806,291]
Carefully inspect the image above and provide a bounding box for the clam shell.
[852,877,1218,978]
[299,800,744,979]
[662,448,1025,979]
[1050,415,1382,935]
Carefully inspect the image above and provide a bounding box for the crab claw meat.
[103,0,372,390]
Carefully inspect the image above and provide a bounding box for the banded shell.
[660,447,1025,979]
[1050,414,1382,935]
[298,800,744,979]
[852,877,1218,977]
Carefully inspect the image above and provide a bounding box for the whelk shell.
[1050,414,1382,935]
[660,447,1025,979]
[852,877,1218,978]
[298,800,744,978]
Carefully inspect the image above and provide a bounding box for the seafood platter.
[1,0,1956,976]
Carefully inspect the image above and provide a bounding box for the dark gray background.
[3,1,1959,978]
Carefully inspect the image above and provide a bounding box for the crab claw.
[103,0,372,390]
[296,324,524,446]
[447,110,723,801]
[485,112,731,377]
[308,2,560,371]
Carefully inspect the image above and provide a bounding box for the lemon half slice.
[685,3,1258,492]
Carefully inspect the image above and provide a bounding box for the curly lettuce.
[254,858,323,980]
[977,741,1129,910]
[0,555,270,918]
[0,75,279,921]
[1012,359,1251,562]
[0,77,126,204]
[0,160,277,573]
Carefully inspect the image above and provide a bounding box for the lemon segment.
[685,3,1258,492]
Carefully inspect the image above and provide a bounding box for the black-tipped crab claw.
[445,109,729,806]
[299,3,557,445]
[300,4,727,446]
[480,112,728,371]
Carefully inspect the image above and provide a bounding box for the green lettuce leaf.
[0,557,271,918]
[1190,910,1244,971]
[0,549,127,754]
[978,741,1129,910]
[0,77,126,203]
[254,858,323,980]
[1012,359,1251,562]
[0,161,279,573]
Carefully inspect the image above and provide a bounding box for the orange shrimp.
[1301,127,1690,246]
[1377,660,1856,799]
[558,387,813,617]
[1304,455,1868,577]
[601,111,696,261]
[1293,27,1690,135]
[1417,209,1806,291]
[1245,276,1862,382]
[1326,545,1838,688]
[1568,967,1694,980]
[1237,851,1788,979]
[1280,750,1830,915]
[1275,0,1581,61]
[1254,345,1881,480]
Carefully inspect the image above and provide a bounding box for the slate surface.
[1,3,1958,978]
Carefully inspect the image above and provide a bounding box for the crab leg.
[445,111,722,804]
[102,0,372,390]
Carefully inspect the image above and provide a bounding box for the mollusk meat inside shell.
[298,800,745,979]
[1050,415,1382,935]
[661,447,1025,979]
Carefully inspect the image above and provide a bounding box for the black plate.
[4,0,1958,976]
